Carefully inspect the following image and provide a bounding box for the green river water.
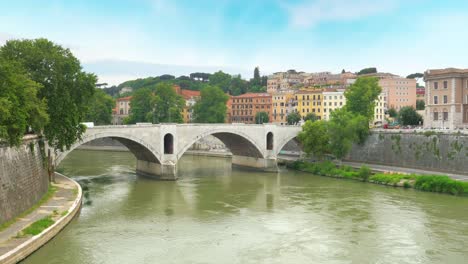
[22,150,468,264]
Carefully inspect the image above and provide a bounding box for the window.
[433,112,438,121]
[434,96,438,104]
[443,81,448,89]
[434,82,438,89]
[443,112,448,121]
[443,95,448,104]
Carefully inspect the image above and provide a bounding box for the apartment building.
[267,71,305,93]
[424,68,468,129]
[295,89,323,120]
[112,96,132,125]
[322,89,346,120]
[231,93,272,124]
[379,77,417,110]
[373,92,388,125]
[271,91,297,125]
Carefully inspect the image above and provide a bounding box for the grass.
[287,160,468,196]
[18,216,55,237]
[0,184,57,232]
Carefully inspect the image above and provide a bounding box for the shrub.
[414,176,465,195]
[358,166,372,181]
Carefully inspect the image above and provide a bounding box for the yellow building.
[295,89,323,120]
[272,91,296,124]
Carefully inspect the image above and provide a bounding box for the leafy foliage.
[255,112,269,124]
[416,99,425,110]
[286,112,301,125]
[398,106,423,126]
[84,89,114,125]
[304,113,318,122]
[357,67,377,75]
[125,88,153,124]
[147,83,185,123]
[344,77,382,121]
[0,58,48,146]
[193,86,229,123]
[406,73,424,79]
[298,120,330,158]
[388,108,398,118]
[0,39,96,151]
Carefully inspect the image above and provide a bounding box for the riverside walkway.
[0,174,81,264]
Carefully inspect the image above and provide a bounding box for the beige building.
[322,89,346,120]
[272,91,297,124]
[379,77,417,110]
[424,68,468,129]
[373,92,388,125]
[112,96,132,125]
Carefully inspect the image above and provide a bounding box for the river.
[22,150,468,264]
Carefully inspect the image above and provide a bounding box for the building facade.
[424,68,468,129]
[379,77,417,110]
[322,89,346,120]
[271,91,297,125]
[231,93,272,124]
[112,96,132,125]
[373,92,388,125]
[295,89,323,120]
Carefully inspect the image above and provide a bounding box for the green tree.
[229,76,248,95]
[0,58,48,146]
[344,77,382,121]
[297,120,330,159]
[209,71,232,93]
[126,88,153,124]
[398,106,423,126]
[147,83,185,123]
[416,99,425,110]
[193,86,229,123]
[286,112,301,125]
[84,89,115,125]
[304,112,318,122]
[255,112,269,124]
[248,85,266,93]
[388,108,398,118]
[0,39,96,151]
[357,67,377,75]
[251,67,261,86]
[406,73,424,79]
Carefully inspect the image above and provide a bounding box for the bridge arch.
[275,134,301,156]
[177,129,265,160]
[55,132,162,166]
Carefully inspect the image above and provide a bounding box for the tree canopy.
[193,86,229,123]
[0,38,96,151]
[286,112,301,125]
[388,108,398,118]
[0,58,48,146]
[147,83,185,123]
[398,106,423,126]
[304,113,318,122]
[344,77,382,121]
[416,99,425,110]
[84,89,114,125]
[357,67,377,75]
[406,73,424,79]
[126,88,153,124]
[297,120,330,158]
[255,112,269,124]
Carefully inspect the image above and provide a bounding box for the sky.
[1,0,467,85]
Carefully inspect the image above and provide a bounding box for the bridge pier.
[136,160,177,180]
[231,155,278,172]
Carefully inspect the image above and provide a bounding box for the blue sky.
[1,0,467,85]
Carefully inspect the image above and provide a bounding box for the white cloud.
[286,0,399,28]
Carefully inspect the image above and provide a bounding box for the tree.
[328,109,369,159]
[304,113,318,122]
[229,76,248,96]
[398,106,423,126]
[0,38,96,151]
[84,89,114,125]
[248,85,266,93]
[297,120,330,159]
[388,108,398,118]
[159,74,175,80]
[406,73,424,79]
[416,99,425,110]
[261,75,268,87]
[341,69,346,74]
[344,77,382,121]
[251,67,261,87]
[255,112,269,124]
[193,86,229,123]
[209,71,232,93]
[147,83,185,123]
[286,112,301,125]
[357,67,377,75]
[126,88,153,124]
[0,58,48,146]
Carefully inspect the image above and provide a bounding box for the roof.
[117,96,132,101]
[180,89,200,99]
[231,93,271,98]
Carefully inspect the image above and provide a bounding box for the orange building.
[230,93,272,123]
[112,96,132,125]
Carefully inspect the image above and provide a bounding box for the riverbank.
[287,160,468,196]
[0,173,82,264]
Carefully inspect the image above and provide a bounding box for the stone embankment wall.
[347,131,468,175]
[0,138,49,224]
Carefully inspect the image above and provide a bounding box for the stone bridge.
[55,124,301,180]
